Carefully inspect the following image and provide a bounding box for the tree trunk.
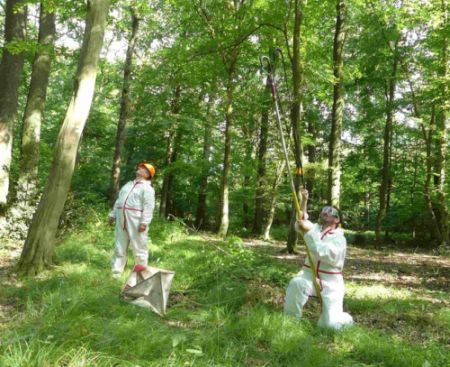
[423,107,443,243]
[328,0,346,207]
[110,8,139,203]
[160,86,182,218]
[195,91,215,229]
[286,0,304,253]
[263,160,286,241]
[13,3,55,223]
[433,0,449,249]
[253,76,271,235]
[0,0,27,211]
[375,41,399,245]
[218,72,235,238]
[18,0,110,275]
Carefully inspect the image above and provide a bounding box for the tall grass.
[1,217,449,366]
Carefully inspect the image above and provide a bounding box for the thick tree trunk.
[328,0,346,207]
[253,77,271,235]
[286,0,304,253]
[0,0,27,210]
[218,73,235,238]
[110,9,139,203]
[18,0,110,275]
[13,3,55,224]
[160,86,182,218]
[195,92,215,229]
[375,41,399,245]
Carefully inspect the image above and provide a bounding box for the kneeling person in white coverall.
[284,189,353,330]
[108,163,156,277]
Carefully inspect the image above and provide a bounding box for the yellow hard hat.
[138,163,155,179]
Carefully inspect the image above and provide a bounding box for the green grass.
[1,218,449,366]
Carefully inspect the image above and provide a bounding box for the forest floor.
[0,218,449,366]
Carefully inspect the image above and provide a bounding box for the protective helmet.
[138,163,155,179]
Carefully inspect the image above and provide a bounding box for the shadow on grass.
[1,227,449,366]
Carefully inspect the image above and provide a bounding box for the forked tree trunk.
[110,8,139,203]
[0,0,27,211]
[18,0,110,275]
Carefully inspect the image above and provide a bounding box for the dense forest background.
[1,1,449,366]
[0,0,448,270]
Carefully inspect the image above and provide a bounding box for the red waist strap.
[116,206,143,212]
[303,263,342,275]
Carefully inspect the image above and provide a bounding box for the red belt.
[116,206,143,212]
[303,263,342,275]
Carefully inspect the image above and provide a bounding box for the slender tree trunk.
[195,91,215,229]
[328,0,346,207]
[423,107,442,243]
[305,118,316,193]
[375,41,399,245]
[8,3,55,239]
[286,0,304,253]
[263,160,286,241]
[434,0,449,249]
[160,86,182,218]
[110,8,139,203]
[0,0,27,211]
[253,77,271,235]
[218,71,235,238]
[18,0,110,275]
[242,130,254,229]
[14,3,54,206]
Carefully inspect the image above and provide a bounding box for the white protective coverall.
[284,221,354,330]
[109,180,155,274]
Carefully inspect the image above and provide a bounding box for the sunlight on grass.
[1,220,449,366]
[347,283,414,300]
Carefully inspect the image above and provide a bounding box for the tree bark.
[286,0,304,253]
[15,3,55,209]
[218,72,235,237]
[110,8,139,203]
[433,0,449,249]
[160,86,182,218]
[0,0,27,210]
[253,76,271,235]
[195,91,215,229]
[375,40,399,245]
[263,160,286,241]
[18,0,110,275]
[328,0,346,208]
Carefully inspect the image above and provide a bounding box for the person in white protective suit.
[284,189,353,330]
[108,163,156,278]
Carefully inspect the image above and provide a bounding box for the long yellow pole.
[261,56,323,306]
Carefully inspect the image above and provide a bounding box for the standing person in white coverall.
[108,163,156,278]
[284,189,353,330]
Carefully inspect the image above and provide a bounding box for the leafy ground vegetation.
[1,217,449,367]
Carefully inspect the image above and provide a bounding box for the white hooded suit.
[109,180,155,274]
[284,221,353,330]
